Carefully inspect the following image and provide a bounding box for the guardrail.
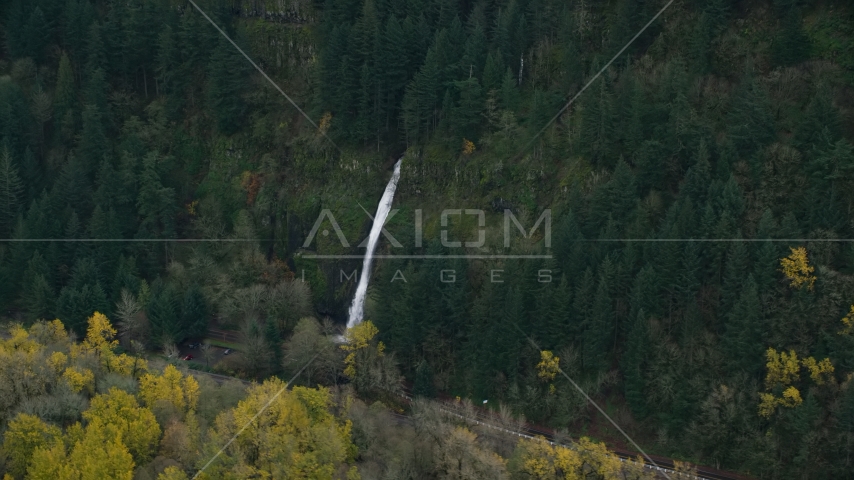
[207,328,241,344]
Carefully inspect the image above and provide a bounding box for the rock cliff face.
[234,0,317,24]
[232,1,318,81]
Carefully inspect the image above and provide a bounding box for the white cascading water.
[346,158,403,330]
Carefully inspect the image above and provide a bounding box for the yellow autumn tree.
[780,246,816,291]
[47,351,67,373]
[105,351,149,377]
[198,380,355,479]
[139,364,200,415]
[83,387,161,463]
[509,435,638,479]
[62,366,95,394]
[537,351,560,382]
[802,356,835,385]
[759,347,833,417]
[513,436,582,479]
[839,305,854,335]
[82,311,119,355]
[537,350,560,395]
[764,348,801,388]
[2,413,62,478]
[462,138,476,155]
[158,465,190,480]
[28,422,135,480]
[341,320,384,379]
[575,437,624,479]
[1,324,41,354]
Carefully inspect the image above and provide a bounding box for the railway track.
[396,387,749,480]
[186,367,253,386]
[177,367,747,480]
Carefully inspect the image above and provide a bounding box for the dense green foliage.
[1,0,854,478]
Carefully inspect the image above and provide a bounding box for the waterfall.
[346,158,403,330]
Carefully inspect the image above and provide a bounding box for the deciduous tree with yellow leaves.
[139,364,200,416]
[196,379,356,478]
[780,246,816,291]
[537,350,560,395]
[339,321,401,394]
[2,414,62,478]
[83,388,161,463]
[839,305,854,335]
[509,436,651,479]
[758,347,834,418]
[27,421,136,480]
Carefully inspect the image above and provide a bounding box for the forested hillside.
[1,0,854,478]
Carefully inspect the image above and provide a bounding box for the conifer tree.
[263,317,282,374]
[689,13,712,75]
[451,77,483,142]
[56,259,109,335]
[623,309,649,418]
[85,22,107,74]
[683,141,712,204]
[206,37,249,134]
[136,153,176,239]
[147,279,180,345]
[86,205,121,287]
[111,255,141,306]
[499,67,520,111]
[79,104,108,173]
[62,0,95,62]
[720,236,750,314]
[155,24,184,117]
[52,152,91,218]
[482,50,505,92]
[704,0,731,35]
[461,22,487,81]
[0,146,24,238]
[547,275,572,348]
[21,250,53,320]
[22,6,50,63]
[727,70,775,156]
[181,283,208,339]
[413,360,436,397]
[794,83,841,152]
[583,274,613,374]
[353,0,380,65]
[580,76,614,167]
[4,1,28,60]
[723,275,762,376]
[772,7,809,67]
[381,16,408,127]
[54,52,76,127]
[676,241,702,305]
[356,63,375,143]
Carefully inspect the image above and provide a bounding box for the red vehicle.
[182,354,193,361]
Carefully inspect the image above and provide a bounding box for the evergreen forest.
[1,0,854,478]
